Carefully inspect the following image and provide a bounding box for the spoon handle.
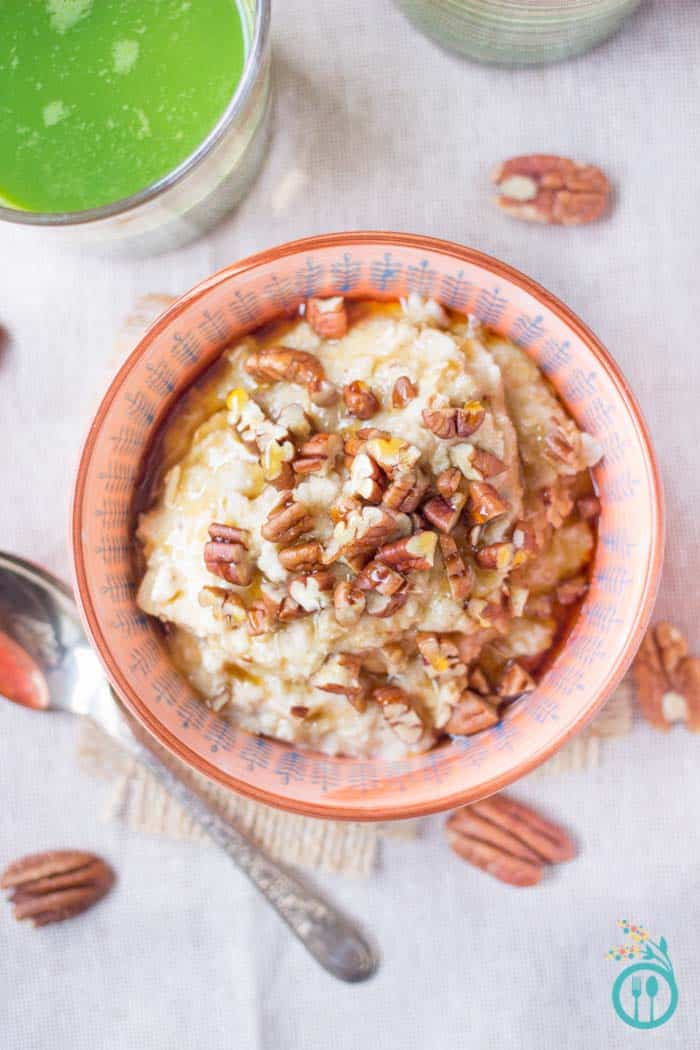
[107,722,378,983]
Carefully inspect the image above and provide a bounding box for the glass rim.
[0,0,271,229]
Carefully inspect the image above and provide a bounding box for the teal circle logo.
[607,921,678,1030]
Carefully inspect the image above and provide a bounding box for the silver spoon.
[0,551,378,982]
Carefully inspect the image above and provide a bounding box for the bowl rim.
[71,231,664,820]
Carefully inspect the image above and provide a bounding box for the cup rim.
[71,231,665,820]
[0,0,270,228]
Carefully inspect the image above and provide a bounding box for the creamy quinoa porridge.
[136,295,602,759]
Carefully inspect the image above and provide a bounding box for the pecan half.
[306,296,348,339]
[374,685,425,744]
[632,622,700,731]
[392,375,418,408]
[343,380,380,420]
[278,540,324,573]
[245,346,336,406]
[333,581,367,626]
[493,154,610,226]
[376,530,437,572]
[422,492,467,534]
[382,468,429,513]
[446,793,575,886]
[261,494,314,544]
[498,662,536,698]
[204,523,253,586]
[468,481,508,524]
[445,690,500,736]
[1,850,114,926]
[439,534,474,602]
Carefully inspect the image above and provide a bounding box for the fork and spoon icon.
[631,975,660,1023]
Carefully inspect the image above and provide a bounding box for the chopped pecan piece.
[278,540,324,572]
[343,427,390,458]
[468,481,508,524]
[349,452,386,503]
[498,662,536,698]
[343,380,380,420]
[198,586,247,626]
[422,492,467,534]
[446,793,575,886]
[324,505,410,564]
[306,296,348,339]
[376,530,437,572]
[512,520,539,554]
[290,705,310,719]
[355,560,406,596]
[475,541,514,571]
[204,523,253,586]
[417,633,465,678]
[436,467,463,499]
[493,154,610,226]
[421,406,457,439]
[392,375,418,408]
[247,600,275,636]
[439,534,474,601]
[445,690,500,736]
[269,461,295,490]
[556,575,588,606]
[278,594,309,622]
[364,435,421,474]
[245,346,336,406]
[261,493,314,544]
[311,653,364,703]
[422,401,485,440]
[471,448,507,478]
[293,431,343,477]
[333,581,367,626]
[374,685,425,744]
[288,570,335,612]
[382,468,429,513]
[632,622,700,731]
[365,589,409,618]
[1,850,114,926]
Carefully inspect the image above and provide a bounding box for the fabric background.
[1,1,698,1047]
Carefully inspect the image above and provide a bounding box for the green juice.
[0,1,247,213]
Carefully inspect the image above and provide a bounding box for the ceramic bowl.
[71,232,663,820]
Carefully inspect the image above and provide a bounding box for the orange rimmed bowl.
[71,232,663,821]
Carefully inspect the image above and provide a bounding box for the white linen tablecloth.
[1,2,699,1047]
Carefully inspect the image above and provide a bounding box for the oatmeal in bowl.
[136,293,602,760]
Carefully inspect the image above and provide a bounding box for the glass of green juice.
[0,0,271,253]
